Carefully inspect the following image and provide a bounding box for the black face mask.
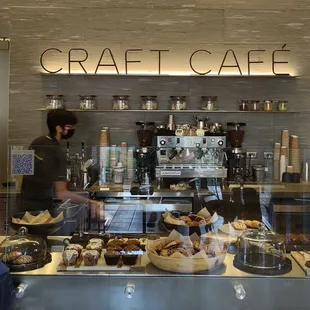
[61,128,75,140]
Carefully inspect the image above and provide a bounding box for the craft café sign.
[40,44,291,76]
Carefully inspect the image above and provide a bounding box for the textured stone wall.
[1,1,310,163]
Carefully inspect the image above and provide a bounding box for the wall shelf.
[35,108,299,113]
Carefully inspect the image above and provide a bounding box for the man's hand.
[88,200,111,221]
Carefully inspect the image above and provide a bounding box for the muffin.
[104,251,120,265]
[86,242,102,255]
[124,239,140,247]
[66,244,84,256]
[108,239,126,248]
[89,238,104,246]
[63,250,79,266]
[106,245,123,252]
[82,250,100,266]
[122,254,138,266]
[123,244,141,254]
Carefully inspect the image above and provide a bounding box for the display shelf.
[35,108,299,113]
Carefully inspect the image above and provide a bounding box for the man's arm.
[54,181,89,204]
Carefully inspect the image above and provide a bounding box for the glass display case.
[2,143,310,310]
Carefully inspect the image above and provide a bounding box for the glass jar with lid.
[170,96,187,110]
[277,100,288,112]
[238,100,249,111]
[263,100,273,112]
[46,95,65,109]
[234,225,291,275]
[112,95,130,110]
[141,96,158,110]
[0,227,51,271]
[201,96,218,111]
[79,95,97,110]
[248,100,261,111]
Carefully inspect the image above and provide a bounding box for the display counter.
[6,235,310,310]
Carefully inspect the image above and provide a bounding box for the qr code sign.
[11,150,34,175]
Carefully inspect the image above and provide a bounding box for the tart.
[63,250,79,266]
[104,251,120,265]
[82,250,100,266]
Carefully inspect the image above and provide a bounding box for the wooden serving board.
[291,251,310,276]
[57,250,144,272]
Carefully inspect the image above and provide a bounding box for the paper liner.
[163,207,218,226]
[12,210,64,225]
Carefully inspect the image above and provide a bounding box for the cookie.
[13,255,33,265]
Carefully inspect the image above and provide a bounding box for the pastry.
[66,244,84,256]
[107,239,126,248]
[245,220,260,229]
[12,255,33,265]
[231,220,247,231]
[122,253,138,265]
[82,250,100,266]
[8,251,22,262]
[86,242,102,255]
[62,250,79,266]
[104,251,120,265]
[89,238,104,246]
[305,261,310,268]
[124,239,140,247]
[106,245,123,252]
[123,244,141,254]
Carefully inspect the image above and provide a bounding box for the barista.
[21,109,103,212]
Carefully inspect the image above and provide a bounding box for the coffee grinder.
[226,122,247,181]
[135,122,156,185]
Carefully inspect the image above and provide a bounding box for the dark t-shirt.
[21,136,67,210]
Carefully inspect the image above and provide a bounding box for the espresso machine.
[156,135,227,180]
[226,122,247,181]
[135,122,156,185]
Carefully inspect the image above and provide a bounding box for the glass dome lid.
[0,227,47,266]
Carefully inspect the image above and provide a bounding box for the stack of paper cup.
[286,166,294,173]
[273,143,281,180]
[99,128,111,185]
[290,148,301,173]
[280,146,289,166]
[120,142,128,167]
[280,155,286,181]
[281,130,289,148]
[127,148,135,179]
[290,135,299,149]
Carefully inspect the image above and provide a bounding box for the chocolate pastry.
[108,239,126,248]
[123,245,141,254]
[82,250,100,266]
[13,255,33,265]
[305,261,310,268]
[8,251,22,262]
[106,245,123,252]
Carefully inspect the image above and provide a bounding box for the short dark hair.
[47,109,78,135]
